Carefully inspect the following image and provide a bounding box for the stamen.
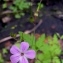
[21,53,24,56]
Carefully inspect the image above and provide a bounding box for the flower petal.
[25,50,36,59]
[20,42,29,52]
[10,45,20,54]
[19,56,28,63]
[10,54,20,63]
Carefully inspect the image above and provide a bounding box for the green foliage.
[36,34,61,63]
[14,42,20,48]
[0,48,8,63]
[3,48,7,53]
[2,0,8,9]
[19,32,23,41]
[62,60,63,63]
[18,32,61,63]
[0,53,4,63]
[53,57,60,63]
[10,0,32,18]
[35,60,41,63]
[37,3,43,12]
[2,3,7,9]
[36,34,45,49]
[19,32,35,47]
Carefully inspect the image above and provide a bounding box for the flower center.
[21,53,24,56]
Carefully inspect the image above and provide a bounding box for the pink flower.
[10,42,36,63]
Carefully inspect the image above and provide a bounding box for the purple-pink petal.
[25,50,36,59]
[10,45,20,54]
[10,54,20,63]
[19,56,28,63]
[20,42,29,52]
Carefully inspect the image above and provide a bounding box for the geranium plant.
[10,32,62,63]
[10,42,36,63]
